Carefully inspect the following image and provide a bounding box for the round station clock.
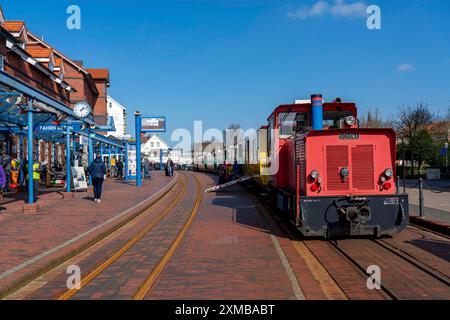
[73,101,92,118]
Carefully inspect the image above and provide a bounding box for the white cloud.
[397,63,414,73]
[330,0,367,17]
[288,0,368,19]
[287,1,329,19]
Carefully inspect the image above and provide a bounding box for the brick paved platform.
[0,172,178,297]
[147,174,320,300]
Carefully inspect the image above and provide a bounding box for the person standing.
[24,154,41,203]
[110,157,116,177]
[1,151,12,193]
[88,153,106,203]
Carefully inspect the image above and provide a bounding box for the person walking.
[1,151,12,193]
[0,164,6,201]
[116,159,124,178]
[143,158,151,180]
[88,153,106,203]
[166,158,175,177]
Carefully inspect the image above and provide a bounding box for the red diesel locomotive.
[255,94,409,238]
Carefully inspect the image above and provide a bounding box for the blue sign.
[141,116,166,133]
[440,147,448,156]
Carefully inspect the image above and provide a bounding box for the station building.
[0,5,124,208]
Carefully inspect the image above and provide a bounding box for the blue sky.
[2,0,450,143]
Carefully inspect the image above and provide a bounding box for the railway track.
[5,172,203,300]
[246,183,450,300]
[328,236,450,300]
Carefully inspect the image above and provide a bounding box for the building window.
[157,142,160,148]
[0,55,4,71]
[109,102,112,109]
[48,63,54,72]
[151,142,154,148]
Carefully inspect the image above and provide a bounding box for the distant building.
[106,96,127,139]
[141,135,192,165]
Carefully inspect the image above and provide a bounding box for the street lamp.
[445,142,449,168]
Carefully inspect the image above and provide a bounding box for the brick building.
[0,5,116,172]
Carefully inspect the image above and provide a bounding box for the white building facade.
[141,135,193,165]
[106,96,127,139]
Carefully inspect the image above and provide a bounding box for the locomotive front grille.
[326,145,349,191]
[352,145,375,189]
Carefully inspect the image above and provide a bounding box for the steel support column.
[135,112,142,187]
[124,143,129,182]
[27,99,34,204]
[108,144,112,176]
[19,130,24,184]
[88,133,93,186]
[72,135,77,166]
[66,126,71,193]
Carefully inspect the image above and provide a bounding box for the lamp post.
[445,142,449,168]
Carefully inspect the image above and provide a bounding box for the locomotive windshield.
[278,112,309,137]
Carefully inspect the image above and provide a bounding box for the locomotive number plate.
[339,133,360,140]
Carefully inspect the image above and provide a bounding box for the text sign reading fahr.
[141,117,166,133]
[36,124,80,133]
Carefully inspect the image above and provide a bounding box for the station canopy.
[0,71,122,148]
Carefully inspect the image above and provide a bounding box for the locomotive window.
[279,112,309,137]
[323,110,353,128]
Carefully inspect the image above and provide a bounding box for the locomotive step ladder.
[205,176,255,193]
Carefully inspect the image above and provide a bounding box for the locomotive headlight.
[310,170,320,180]
[345,116,357,126]
[384,168,394,178]
[340,167,349,178]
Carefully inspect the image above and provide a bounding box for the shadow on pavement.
[407,238,450,263]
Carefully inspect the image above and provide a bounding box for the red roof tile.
[87,68,110,81]
[26,46,53,59]
[3,20,25,33]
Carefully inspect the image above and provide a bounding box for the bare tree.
[396,103,434,176]
[360,108,385,128]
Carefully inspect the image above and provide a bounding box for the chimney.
[311,94,324,130]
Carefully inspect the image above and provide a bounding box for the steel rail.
[327,240,397,300]
[372,239,450,286]
[133,173,203,300]
[55,173,189,300]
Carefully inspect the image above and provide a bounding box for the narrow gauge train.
[200,94,409,238]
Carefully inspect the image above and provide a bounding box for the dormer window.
[48,63,54,72]
[59,72,64,81]
[0,55,4,71]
